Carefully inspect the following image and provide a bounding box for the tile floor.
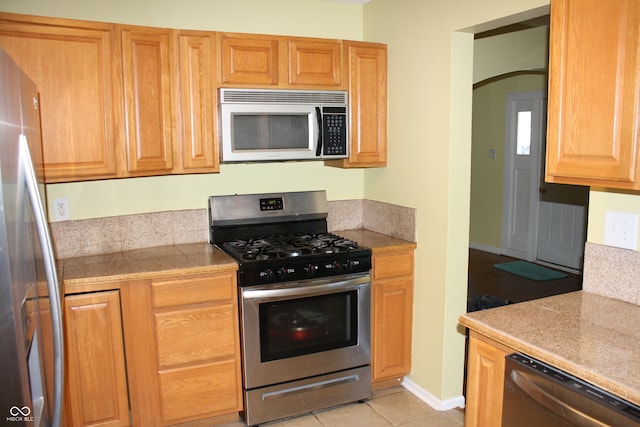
[219,387,465,427]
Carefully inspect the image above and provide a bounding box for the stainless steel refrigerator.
[0,49,63,426]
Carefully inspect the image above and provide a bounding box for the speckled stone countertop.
[459,291,640,406]
[60,242,237,294]
[59,230,415,294]
[337,229,417,252]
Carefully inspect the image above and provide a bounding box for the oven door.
[240,273,371,389]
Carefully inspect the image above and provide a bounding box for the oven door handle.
[242,275,370,301]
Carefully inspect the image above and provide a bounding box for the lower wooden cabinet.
[151,273,242,425]
[119,271,242,426]
[371,248,415,387]
[64,269,242,426]
[64,290,130,427]
[464,331,514,427]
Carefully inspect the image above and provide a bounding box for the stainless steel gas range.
[209,190,372,426]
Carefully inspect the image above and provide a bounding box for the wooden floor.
[467,248,582,309]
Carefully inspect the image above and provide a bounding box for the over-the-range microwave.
[219,88,348,162]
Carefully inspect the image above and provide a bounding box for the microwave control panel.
[322,106,347,156]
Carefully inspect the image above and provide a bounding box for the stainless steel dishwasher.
[502,353,640,427]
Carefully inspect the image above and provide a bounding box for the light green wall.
[0,0,364,37]
[473,26,548,83]
[363,0,549,402]
[588,190,640,244]
[470,73,548,249]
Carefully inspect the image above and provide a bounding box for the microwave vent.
[220,89,347,105]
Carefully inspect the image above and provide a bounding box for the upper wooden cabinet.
[218,32,344,88]
[0,13,220,182]
[0,12,386,180]
[287,38,342,87]
[120,27,219,176]
[218,33,280,86]
[545,0,640,189]
[175,31,219,173]
[327,42,387,168]
[0,13,123,182]
[120,25,176,175]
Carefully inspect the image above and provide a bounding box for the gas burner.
[210,191,372,286]
[222,233,362,263]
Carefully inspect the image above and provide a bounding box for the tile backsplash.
[51,199,416,259]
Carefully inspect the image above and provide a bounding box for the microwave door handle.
[315,106,323,156]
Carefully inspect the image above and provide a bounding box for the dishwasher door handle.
[510,369,620,427]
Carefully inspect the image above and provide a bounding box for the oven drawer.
[243,365,371,426]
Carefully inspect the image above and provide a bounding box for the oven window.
[259,290,358,362]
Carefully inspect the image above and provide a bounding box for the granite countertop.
[60,229,416,294]
[60,242,237,294]
[338,229,417,253]
[459,291,640,406]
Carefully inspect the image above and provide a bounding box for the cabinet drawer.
[154,304,236,367]
[159,359,241,424]
[151,272,235,308]
[373,251,413,280]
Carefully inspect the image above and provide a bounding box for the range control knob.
[347,259,362,272]
[332,261,343,274]
[259,269,275,283]
[304,264,318,278]
[276,267,293,280]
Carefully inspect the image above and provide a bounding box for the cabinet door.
[546,0,640,188]
[465,332,510,427]
[65,291,130,427]
[218,33,280,86]
[151,273,242,425]
[371,250,414,384]
[121,26,175,174]
[287,38,342,87]
[328,42,387,168]
[175,31,219,172]
[372,277,413,382]
[0,14,122,182]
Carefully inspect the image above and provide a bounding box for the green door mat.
[494,260,568,281]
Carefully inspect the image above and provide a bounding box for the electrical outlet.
[604,211,638,250]
[53,197,70,221]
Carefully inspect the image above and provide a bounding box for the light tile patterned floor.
[219,387,465,427]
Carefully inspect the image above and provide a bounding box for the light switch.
[604,211,638,250]
[488,148,496,159]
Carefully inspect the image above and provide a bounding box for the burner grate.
[222,233,360,262]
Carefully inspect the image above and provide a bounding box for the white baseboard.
[401,377,465,411]
[468,242,502,255]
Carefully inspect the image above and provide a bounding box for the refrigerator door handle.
[19,135,64,427]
